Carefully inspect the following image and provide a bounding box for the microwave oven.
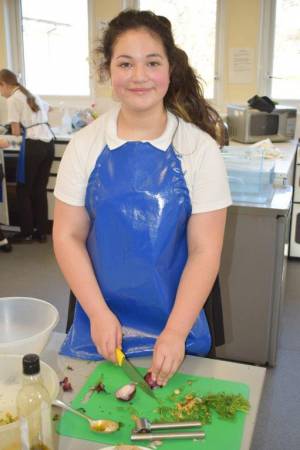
[227,103,297,143]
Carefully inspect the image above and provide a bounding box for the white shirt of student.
[6,89,53,142]
[54,106,232,214]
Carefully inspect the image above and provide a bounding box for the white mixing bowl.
[0,297,59,355]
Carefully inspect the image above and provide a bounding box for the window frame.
[124,0,225,108]
[3,0,95,107]
[258,0,300,105]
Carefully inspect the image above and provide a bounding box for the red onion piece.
[59,376,73,392]
[144,372,161,389]
[115,383,136,401]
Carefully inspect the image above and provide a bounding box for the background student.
[0,69,54,243]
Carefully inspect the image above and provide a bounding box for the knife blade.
[115,348,157,400]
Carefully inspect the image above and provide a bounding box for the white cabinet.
[0,150,9,225]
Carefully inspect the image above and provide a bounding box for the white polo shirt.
[54,106,232,214]
[7,89,53,142]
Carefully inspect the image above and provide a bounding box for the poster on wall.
[229,47,255,84]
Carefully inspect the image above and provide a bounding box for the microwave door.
[249,114,279,137]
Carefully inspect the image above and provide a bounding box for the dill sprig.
[155,392,250,425]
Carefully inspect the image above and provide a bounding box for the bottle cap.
[22,354,40,375]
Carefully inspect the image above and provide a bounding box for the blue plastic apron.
[16,130,26,183]
[60,140,211,360]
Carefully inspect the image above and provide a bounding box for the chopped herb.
[127,406,139,416]
[88,375,106,394]
[155,392,250,425]
[91,379,106,393]
[66,365,74,371]
[203,393,250,419]
[76,407,86,414]
[52,414,60,422]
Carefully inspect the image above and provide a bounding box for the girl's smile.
[110,28,170,114]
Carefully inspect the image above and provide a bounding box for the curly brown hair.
[95,9,224,145]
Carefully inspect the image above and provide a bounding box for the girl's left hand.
[149,329,186,386]
[0,138,9,148]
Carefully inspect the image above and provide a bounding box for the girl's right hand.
[0,138,9,148]
[90,310,123,363]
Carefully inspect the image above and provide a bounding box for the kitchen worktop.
[0,130,72,150]
[229,140,297,182]
[1,138,296,227]
[42,332,266,450]
[224,140,297,211]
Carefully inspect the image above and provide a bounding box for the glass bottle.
[16,354,54,450]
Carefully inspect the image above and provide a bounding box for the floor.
[0,238,299,449]
[0,237,69,332]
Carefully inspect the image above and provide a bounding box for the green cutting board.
[57,362,249,450]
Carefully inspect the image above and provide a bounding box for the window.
[272,0,300,99]
[138,0,220,100]
[5,0,91,97]
[260,0,300,101]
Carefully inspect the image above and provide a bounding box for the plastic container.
[0,297,59,355]
[61,108,73,134]
[222,146,275,204]
[0,354,58,450]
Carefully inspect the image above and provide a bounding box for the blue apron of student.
[60,133,212,360]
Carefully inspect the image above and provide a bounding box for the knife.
[115,348,157,401]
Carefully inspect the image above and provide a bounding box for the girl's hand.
[90,310,123,363]
[0,138,9,148]
[149,329,186,386]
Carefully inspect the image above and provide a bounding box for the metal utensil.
[52,399,119,433]
[133,417,202,433]
[131,416,205,441]
[131,430,206,441]
[115,348,157,400]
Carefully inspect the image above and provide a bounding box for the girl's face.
[0,82,13,98]
[110,28,170,114]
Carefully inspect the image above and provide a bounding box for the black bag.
[247,95,276,113]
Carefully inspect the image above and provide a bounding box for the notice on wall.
[229,48,255,84]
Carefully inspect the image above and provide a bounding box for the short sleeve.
[7,96,22,124]
[54,137,88,206]
[190,138,232,214]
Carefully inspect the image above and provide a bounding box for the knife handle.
[115,347,125,366]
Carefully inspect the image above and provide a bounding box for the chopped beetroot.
[59,376,73,392]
